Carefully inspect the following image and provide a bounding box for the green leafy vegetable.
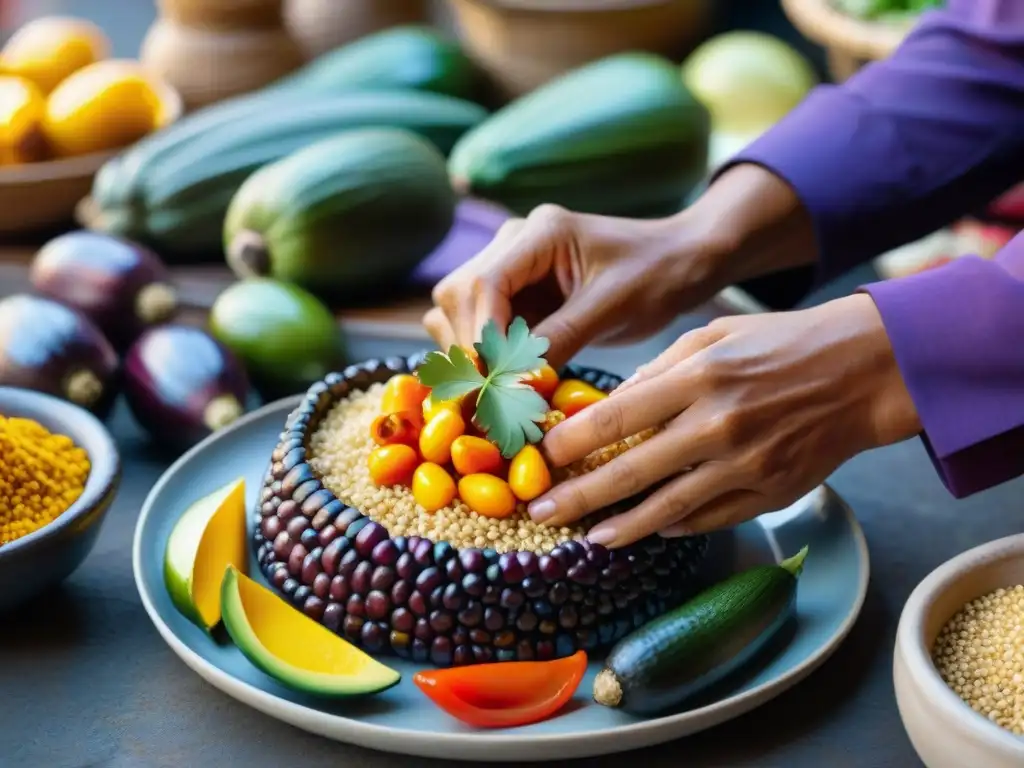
[417,317,550,458]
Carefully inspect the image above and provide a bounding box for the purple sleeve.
[861,240,1024,497]
[721,0,1024,282]
[716,1,1024,496]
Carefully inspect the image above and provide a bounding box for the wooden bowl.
[0,387,120,613]
[0,83,184,237]
[445,0,712,101]
[894,534,1024,768]
[780,0,909,81]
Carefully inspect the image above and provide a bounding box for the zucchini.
[90,91,486,258]
[447,52,710,218]
[92,26,479,216]
[224,129,456,298]
[593,546,808,715]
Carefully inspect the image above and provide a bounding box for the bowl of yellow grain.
[0,386,120,612]
[895,534,1024,768]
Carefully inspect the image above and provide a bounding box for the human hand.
[423,203,728,369]
[424,165,817,368]
[528,293,922,547]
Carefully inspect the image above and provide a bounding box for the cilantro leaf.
[475,317,549,378]
[417,346,486,402]
[416,317,551,458]
[475,381,547,459]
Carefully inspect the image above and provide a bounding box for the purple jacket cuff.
[862,255,1024,497]
[715,3,1024,284]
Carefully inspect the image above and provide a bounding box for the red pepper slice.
[413,651,588,728]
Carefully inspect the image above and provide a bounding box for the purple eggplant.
[29,230,179,350]
[0,294,120,417]
[124,324,250,451]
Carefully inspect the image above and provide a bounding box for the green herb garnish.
[418,317,550,458]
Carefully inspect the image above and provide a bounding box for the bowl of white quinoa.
[894,533,1024,768]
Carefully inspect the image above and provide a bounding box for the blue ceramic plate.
[133,396,869,761]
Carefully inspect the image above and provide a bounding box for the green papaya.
[224,129,455,299]
[89,91,486,258]
[448,53,710,218]
[91,26,479,215]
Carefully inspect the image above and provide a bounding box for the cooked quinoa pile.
[932,585,1024,734]
[308,383,653,554]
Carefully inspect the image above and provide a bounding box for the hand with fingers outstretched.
[527,294,921,547]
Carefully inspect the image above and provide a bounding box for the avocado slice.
[221,566,401,697]
[164,477,248,632]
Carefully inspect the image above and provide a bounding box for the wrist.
[828,293,923,448]
[669,163,819,290]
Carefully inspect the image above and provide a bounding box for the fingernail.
[528,499,556,522]
[586,527,616,547]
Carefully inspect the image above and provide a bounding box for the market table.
[2,244,1023,768]
[0,3,1015,764]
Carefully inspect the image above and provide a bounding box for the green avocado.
[221,566,401,698]
[223,129,455,299]
[209,278,344,400]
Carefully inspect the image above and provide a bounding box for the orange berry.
[367,444,418,487]
[412,462,457,513]
[551,379,608,418]
[422,394,460,423]
[458,474,517,519]
[523,364,560,401]
[419,408,465,465]
[450,435,503,476]
[381,374,429,424]
[508,445,552,502]
[369,412,420,448]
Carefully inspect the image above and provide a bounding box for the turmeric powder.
[0,416,90,546]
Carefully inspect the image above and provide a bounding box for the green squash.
[223,129,455,300]
[90,91,485,258]
[448,52,710,218]
[271,25,480,100]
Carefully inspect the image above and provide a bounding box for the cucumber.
[593,546,808,715]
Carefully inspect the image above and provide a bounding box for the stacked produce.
[0,16,175,165]
[253,320,711,668]
[84,26,713,276]
[87,26,485,259]
[1,227,345,452]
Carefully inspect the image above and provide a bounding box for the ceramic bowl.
[0,387,120,612]
[0,82,183,235]
[894,534,1024,768]
[446,0,712,101]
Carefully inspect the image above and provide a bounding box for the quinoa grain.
[932,585,1024,735]
[308,384,654,553]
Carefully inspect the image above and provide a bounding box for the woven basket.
[781,0,910,81]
